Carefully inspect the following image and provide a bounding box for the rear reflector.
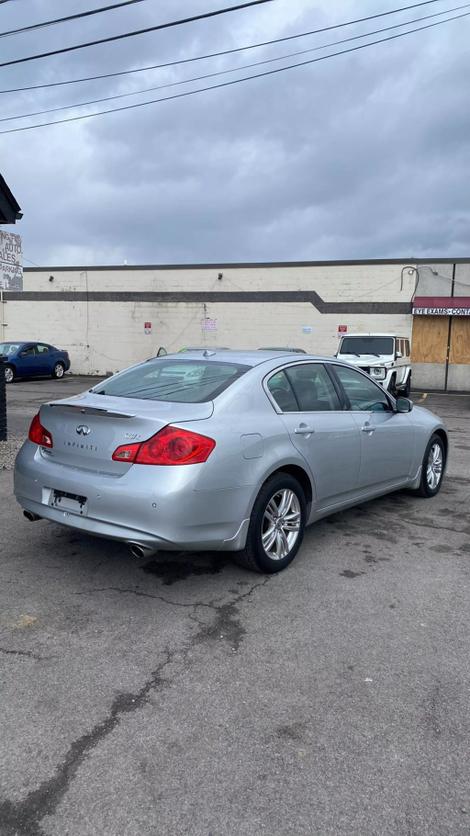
[112,425,215,466]
[28,413,53,448]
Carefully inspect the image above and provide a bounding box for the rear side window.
[267,364,341,412]
[36,344,50,354]
[93,359,249,403]
[405,339,410,357]
[286,364,341,411]
[267,370,298,412]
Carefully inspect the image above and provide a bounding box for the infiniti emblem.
[76,424,91,436]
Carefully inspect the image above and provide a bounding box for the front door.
[18,344,40,376]
[266,362,361,508]
[329,363,415,491]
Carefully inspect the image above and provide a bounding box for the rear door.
[266,362,361,509]
[329,363,415,491]
[35,344,53,374]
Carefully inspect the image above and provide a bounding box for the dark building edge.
[23,258,470,272]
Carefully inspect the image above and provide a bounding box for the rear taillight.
[112,426,215,466]
[28,413,53,448]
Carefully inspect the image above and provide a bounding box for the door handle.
[295,425,315,435]
[361,425,376,434]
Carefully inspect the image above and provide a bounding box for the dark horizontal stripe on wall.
[4,290,411,314]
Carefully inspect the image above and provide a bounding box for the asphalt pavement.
[1,377,470,835]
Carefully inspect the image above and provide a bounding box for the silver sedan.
[14,351,448,573]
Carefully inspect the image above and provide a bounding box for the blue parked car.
[0,341,71,383]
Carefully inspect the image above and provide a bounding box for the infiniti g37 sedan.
[14,351,448,573]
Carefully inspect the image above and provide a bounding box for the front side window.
[93,359,249,403]
[339,336,394,356]
[20,345,35,358]
[286,364,341,411]
[331,364,391,412]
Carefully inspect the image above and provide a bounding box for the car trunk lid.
[38,392,213,474]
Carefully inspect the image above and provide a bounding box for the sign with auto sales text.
[0,230,22,290]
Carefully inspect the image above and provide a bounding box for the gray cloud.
[1,0,470,265]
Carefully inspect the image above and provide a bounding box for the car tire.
[4,364,14,384]
[52,362,65,379]
[413,433,446,498]
[235,472,307,573]
[400,373,411,398]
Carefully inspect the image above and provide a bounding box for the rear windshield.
[339,336,394,356]
[93,359,249,403]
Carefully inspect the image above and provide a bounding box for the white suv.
[335,333,412,397]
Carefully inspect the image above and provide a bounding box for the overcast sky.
[1,0,469,265]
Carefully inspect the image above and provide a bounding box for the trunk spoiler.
[46,404,136,419]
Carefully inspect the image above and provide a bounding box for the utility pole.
[0,173,23,441]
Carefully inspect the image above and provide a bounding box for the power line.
[0,0,452,93]
[1,8,467,136]
[4,2,469,124]
[0,0,152,40]
[0,0,274,69]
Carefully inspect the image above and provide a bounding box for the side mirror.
[396,350,403,359]
[396,396,413,413]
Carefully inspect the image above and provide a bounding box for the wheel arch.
[256,463,314,517]
[433,427,448,459]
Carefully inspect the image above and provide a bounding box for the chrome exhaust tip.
[128,542,157,559]
[23,510,41,522]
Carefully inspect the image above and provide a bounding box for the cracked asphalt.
[1,379,470,836]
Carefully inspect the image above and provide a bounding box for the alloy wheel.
[261,489,301,561]
[54,363,64,378]
[426,442,443,490]
[4,367,13,383]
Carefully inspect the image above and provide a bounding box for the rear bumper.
[14,441,252,552]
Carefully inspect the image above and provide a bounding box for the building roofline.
[22,257,470,272]
[0,172,22,224]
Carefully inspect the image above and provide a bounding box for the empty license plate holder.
[50,489,88,516]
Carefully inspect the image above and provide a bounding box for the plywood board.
[449,317,470,364]
[411,316,449,364]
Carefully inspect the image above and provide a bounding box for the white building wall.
[3,262,418,375]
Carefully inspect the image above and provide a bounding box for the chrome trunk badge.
[76,424,91,436]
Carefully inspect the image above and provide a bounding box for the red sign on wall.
[144,321,152,334]
[337,324,348,334]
